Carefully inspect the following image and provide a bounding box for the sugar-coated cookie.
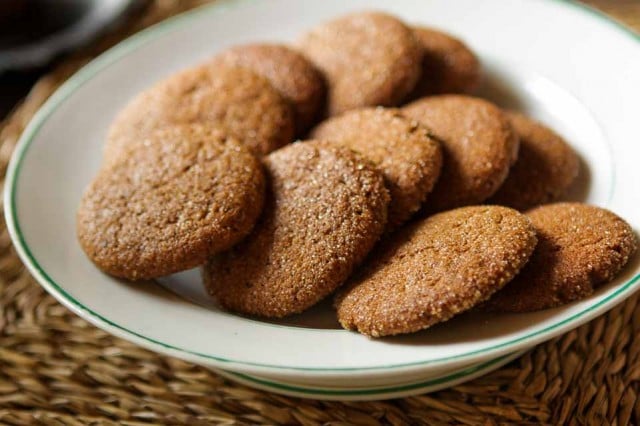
[410,26,480,97]
[210,43,326,134]
[105,64,294,159]
[403,95,518,212]
[205,141,389,318]
[311,107,442,229]
[335,205,537,337]
[299,11,422,115]
[78,124,265,280]
[488,112,579,210]
[485,203,637,312]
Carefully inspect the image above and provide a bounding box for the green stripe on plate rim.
[4,0,640,373]
[221,351,520,396]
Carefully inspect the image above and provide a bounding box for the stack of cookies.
[77,11,637,338]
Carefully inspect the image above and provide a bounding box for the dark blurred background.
[0,0,90,115]
[0,0,143,118]
[0,0,638,121]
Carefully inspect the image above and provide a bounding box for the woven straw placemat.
[1,1,638,424]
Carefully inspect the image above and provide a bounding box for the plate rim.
[215,350,526,400]
[4,0,640,375]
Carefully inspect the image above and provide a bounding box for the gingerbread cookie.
[488,112,579,210]
[210,43,326,134]
[335,206,537,337]
[299,11,422,115]
[311,107,442,229]
[78,124,265,281]
[411,26,480,97]
[205,141,389,318]
[105,64,294,160]
[403,95,519,212]
[484,203,637,312]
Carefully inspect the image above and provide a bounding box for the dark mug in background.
[0,0,139,72]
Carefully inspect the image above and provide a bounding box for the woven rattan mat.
[1,1,639,424]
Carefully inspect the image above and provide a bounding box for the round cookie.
[78,124,265,281]
[411,26,480,97]
[488,112,579,210]
[210,43,326,134]
[335,206,537,337]
[105,64,294,160]
[403,95,519,212]
[299,11,422,116]
[484,203,637,313]
[205,141,389,318]
[311,107,442,230]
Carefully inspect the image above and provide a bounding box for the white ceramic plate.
[5,0,640,394]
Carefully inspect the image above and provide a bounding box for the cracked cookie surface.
[484,203,637,312]
[105,64,294,159]
[210,43,326,134]
[78,124,265,280]
[311,107,442,230]
[335,205,537,337]
[205,141,389,318]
